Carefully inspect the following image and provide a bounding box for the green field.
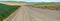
[0,4,20,21]
[26,2,60,10]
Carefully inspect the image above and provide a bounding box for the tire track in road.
[28,7,60,21]
[4,6,60,21]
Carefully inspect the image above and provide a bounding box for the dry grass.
[26,2,60,10]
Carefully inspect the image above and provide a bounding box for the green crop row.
[0,4,20,21]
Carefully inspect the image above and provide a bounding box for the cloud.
[0,0,60,2]
[32,0,47,2]
[24,0,50,2]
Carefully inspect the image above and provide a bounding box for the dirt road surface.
[3,6,60,21]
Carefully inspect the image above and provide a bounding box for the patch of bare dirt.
[0,2,27,6]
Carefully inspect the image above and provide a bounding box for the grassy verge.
[26,2,60,10]
[0,4,20,21]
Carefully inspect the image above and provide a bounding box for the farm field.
[0,4,20,21]
[26,2,60,10]
[1,2,60,21]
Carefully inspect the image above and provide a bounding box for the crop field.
[0,4,20,21]
[26,2,60,10]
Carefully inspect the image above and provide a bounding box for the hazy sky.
[0,0,60,2]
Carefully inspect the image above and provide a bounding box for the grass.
[26,2,60,10]
[0,4,20,21]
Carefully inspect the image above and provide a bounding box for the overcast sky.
[0,0,60,2]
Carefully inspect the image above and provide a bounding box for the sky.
[0,0,60,2]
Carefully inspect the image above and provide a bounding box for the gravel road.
[4,6,60,21]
